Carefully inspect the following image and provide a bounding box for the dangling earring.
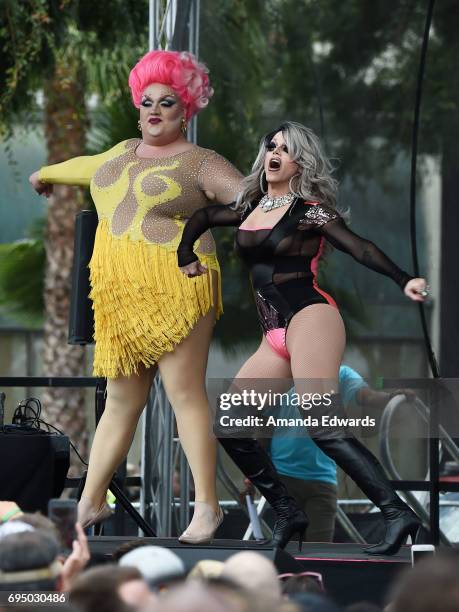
[137,120,142,132]
[259,170,267,194]
[181,117,188,136]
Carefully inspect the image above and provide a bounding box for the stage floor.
[286,540,411,563]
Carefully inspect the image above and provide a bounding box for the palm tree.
[0,0,148,471]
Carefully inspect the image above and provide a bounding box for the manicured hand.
[404,278,428,302]
[180,260,208,277]
[29,170,53,197]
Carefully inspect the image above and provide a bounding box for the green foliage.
[87,89,139,154]
[0,220,45,326]
[0,0,149,326]
[199,0,274,173]
[0,0,149,134]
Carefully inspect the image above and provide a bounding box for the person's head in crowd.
[289,592,343,612]
[0,527,62,592]
[18,511,60,544]
[147,577,271,612]
[118,545,186,591]
[188,559,224,580]
[70,564,155,612]
[279,604,303,612]
[281,572,324,596]
[389,553,459,612]
[221,551,282,605]
[346,602,382,612]
[0,520,34,539]
[112,539,149,562]
[0,503,58,540]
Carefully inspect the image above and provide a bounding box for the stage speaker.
[0,429,70,514]
[68,209,98,345]
[87,537,303,574]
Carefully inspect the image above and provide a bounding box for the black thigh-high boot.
[218,436,308,549]
[312,394,421,555]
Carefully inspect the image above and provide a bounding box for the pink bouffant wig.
[128,50,214,121]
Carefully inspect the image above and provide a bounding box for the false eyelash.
[140,98,175,107]
[266,142,288,153]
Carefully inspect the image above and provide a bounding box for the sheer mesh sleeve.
[198,151,244,204]
[177,204,242,267]
[301,204,413,289]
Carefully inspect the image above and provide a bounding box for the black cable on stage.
[11,397,88,466]
[410,0,440,378]
[310,3,439,378]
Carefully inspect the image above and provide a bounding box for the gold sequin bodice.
[40,138,243,254]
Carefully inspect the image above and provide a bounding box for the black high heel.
[218,436,308,550]
[363,507,421,555]
[312,395,423,557]
[272,505,309,551]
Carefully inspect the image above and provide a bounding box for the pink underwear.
[266,328,290,361]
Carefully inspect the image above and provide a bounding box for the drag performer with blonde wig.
[30,50,243,543]
[178,121,427,554]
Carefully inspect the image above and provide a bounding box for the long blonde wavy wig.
[235,121,339,214]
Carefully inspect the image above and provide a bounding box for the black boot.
[218,436,308,550]
[312,395,421,555]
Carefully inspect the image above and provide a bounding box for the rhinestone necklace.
[259,192,295,213]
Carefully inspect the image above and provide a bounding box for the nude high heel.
[78,495,113,530]
[178,501,224,545]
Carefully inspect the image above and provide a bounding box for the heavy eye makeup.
[266,140,288,153]
[140,96,177,108]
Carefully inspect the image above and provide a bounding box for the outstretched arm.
[29,142,128,195]
[320,216,413,289]
[177,204,242,274]
[301,204,427,300]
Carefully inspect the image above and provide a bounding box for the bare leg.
[80,363,156,517]
[158,271,219,516]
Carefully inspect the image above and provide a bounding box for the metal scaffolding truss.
[149,0,200,143]
[140,376,191,536]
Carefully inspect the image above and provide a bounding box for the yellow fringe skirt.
[89,219,222,379]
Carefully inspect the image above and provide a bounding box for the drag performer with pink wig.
[29,50,243,542]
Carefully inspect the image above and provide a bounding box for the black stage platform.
[286,541,410,606]
[88,537,411,606]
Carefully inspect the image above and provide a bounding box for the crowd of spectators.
[0,500,458,612]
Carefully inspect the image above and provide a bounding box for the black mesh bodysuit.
[178,198,413,359]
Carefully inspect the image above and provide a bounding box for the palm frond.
[0,236,45,326]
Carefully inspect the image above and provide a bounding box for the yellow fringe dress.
[39,139,243,378]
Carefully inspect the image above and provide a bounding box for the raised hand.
[29,170,53,197]
[404,278,429,302]
[179,260,208,277]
